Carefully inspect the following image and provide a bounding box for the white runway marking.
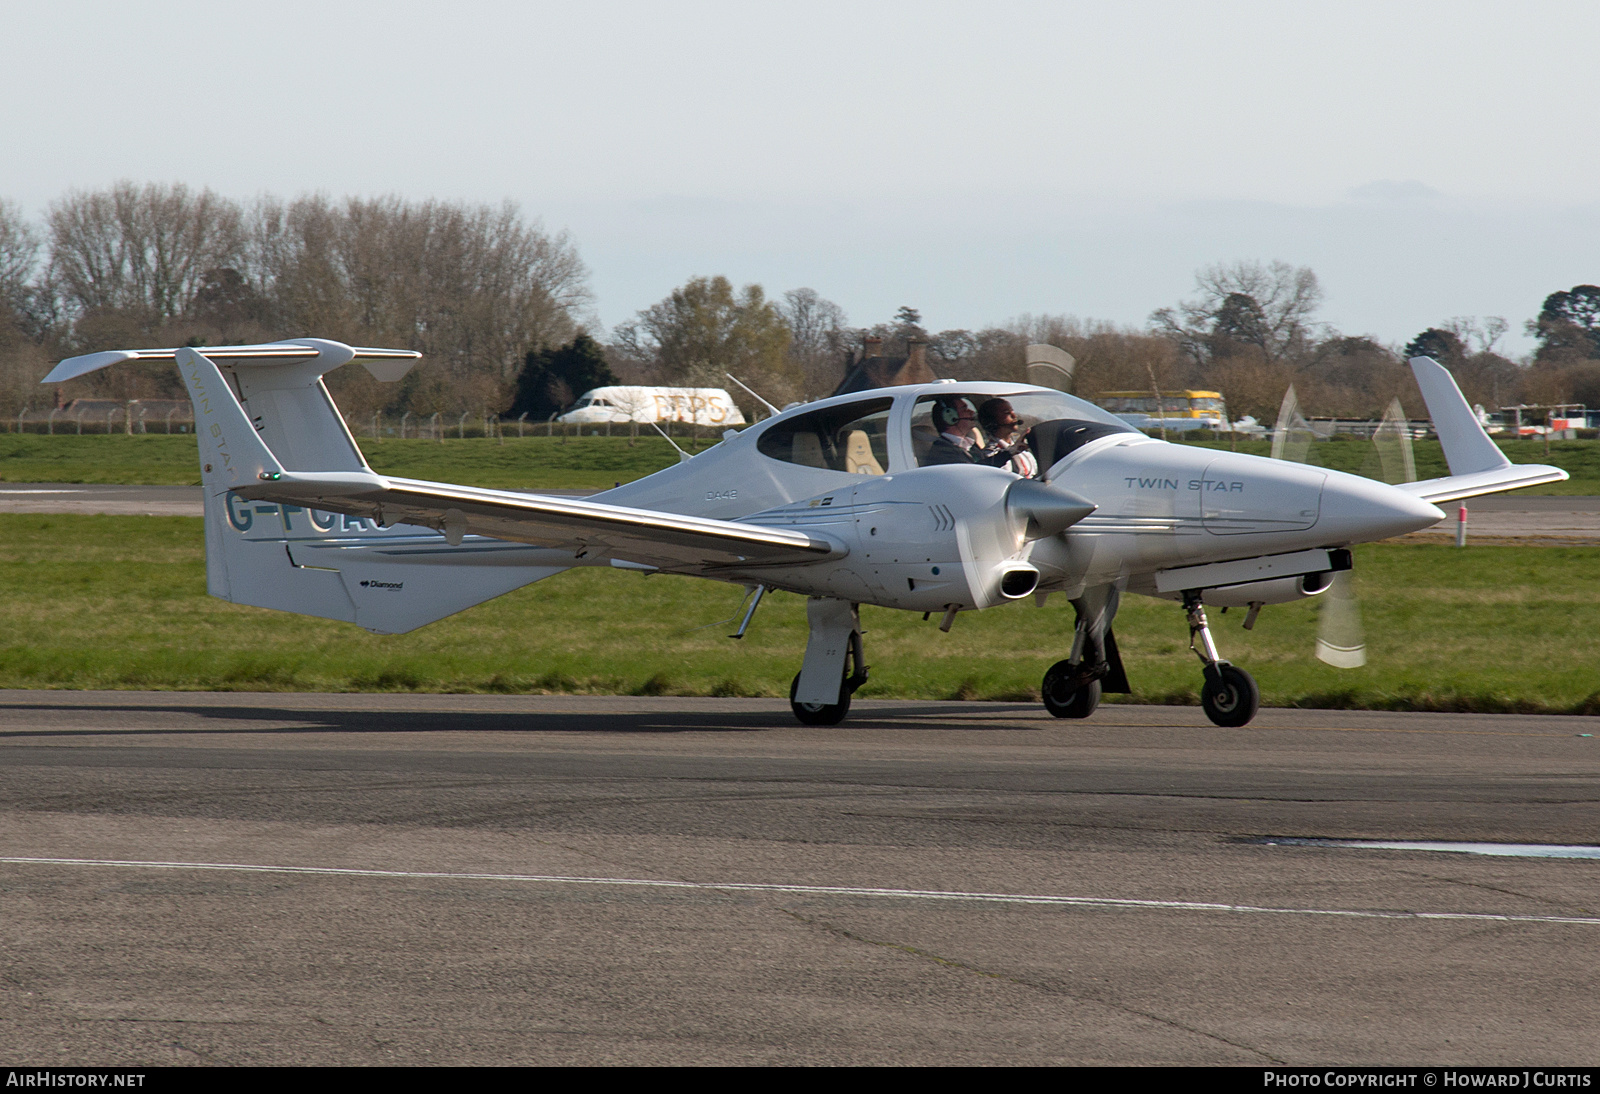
[3,855,1598,926]
[1264,838,1600,859]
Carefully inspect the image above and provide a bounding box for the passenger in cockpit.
[978,398,1038,477]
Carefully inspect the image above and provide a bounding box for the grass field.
[3,432,1599,493]
[3,514,1596,714]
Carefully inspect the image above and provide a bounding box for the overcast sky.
[6,1,1597,354]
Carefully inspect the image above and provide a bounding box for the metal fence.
[10,403,196,435]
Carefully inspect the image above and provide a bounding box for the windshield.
[911,389,1139,467]
[912,391,1136,434]
[990,390,1139,431]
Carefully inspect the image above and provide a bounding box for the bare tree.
[5,187,594,418]
[780,287,848,396]
[48,182,246,328]
[241,194,591,416]
[1001,314,1186,396]
[1445,315,1509,356]
[1152,260,1324,365]
[0,199,39,326]
[0,199,49,419]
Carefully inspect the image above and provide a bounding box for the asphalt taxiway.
[1,692,1596,1065]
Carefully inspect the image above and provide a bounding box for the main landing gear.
[1042,660,1102,719]
[1183,590,1260,727]
[789,598,869,725]
[1041,584,1130,720]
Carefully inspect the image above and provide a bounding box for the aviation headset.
[933,397,977,430]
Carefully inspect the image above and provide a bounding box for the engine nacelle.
[733,465,1042,612]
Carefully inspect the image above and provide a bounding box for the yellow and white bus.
[1095,390,1229,431]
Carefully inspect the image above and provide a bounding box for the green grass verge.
[6,432,1598,493]
[3,514,1596,714]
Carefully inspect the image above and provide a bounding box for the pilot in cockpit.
[921,396,1031,469]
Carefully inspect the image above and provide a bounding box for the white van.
[557,386,747,427]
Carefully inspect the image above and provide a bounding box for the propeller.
[1270,384,1316,463]
[1269,390,1417,669]
[1006,478,1096,540]
[1025,344,1076,392]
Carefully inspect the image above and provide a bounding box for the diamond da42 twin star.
[44,341,1565,726]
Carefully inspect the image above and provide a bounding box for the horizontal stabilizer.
[43,339,420,385]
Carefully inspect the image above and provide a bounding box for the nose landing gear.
[1184,590,1260,727]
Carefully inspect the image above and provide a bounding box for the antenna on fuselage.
[648,420,694,463]
[724,372,781,417]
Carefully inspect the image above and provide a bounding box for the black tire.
[1201,664,1259,727]
[1041,659,1102,719]
[790,672,851,726]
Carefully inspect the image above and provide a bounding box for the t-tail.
[43,339,574,633]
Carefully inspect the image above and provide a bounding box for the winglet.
[1409,356,1509,476]
[175,347,285,488]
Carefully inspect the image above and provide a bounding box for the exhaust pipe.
[998,565,1040,599]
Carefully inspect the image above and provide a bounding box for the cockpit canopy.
[756,398,893,474]
[755,388,1138,477]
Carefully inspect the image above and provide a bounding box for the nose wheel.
[1184,590,1260,727]
[1201,663,1259,727]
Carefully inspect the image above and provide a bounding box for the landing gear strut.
[1183,590,1260,727]
[1041,584,1129,720]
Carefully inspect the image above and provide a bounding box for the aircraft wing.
[232,473,846,571]
[142,344,843,572]
[1401,356,1569,503]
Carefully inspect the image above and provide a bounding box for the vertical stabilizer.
[48,339,578,633]
[1409,356,1510,476]
[170,345,574,633]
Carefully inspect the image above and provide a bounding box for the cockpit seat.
[843,429,884,475]
[791,431,826,469]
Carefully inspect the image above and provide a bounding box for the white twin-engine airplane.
[45,340,1565,727]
